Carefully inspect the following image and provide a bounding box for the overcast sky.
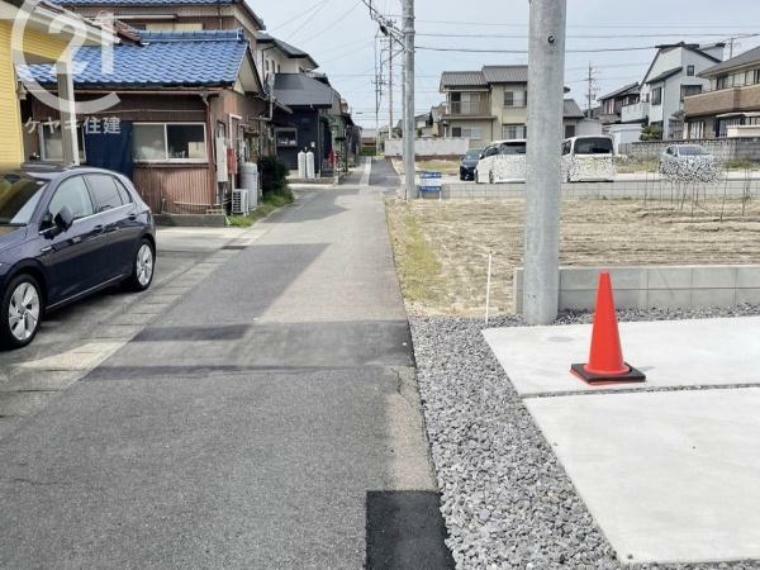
[256,0,760,128]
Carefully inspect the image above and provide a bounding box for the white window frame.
[38,123,87,162]
[502,124,526,140]
[133,122,208,164]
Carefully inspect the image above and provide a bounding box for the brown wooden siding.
[133,165,213,214]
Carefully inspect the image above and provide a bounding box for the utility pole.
[586,62,595,117]
[388,28,394,140]
[402,0,415,201]
[523,0,567,325]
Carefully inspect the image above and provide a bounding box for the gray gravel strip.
[410,304,760,570]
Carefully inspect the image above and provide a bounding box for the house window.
[275,128,298,147]
[689,120,704,140]
[450,92,482,115]
[451,127,482,140]
[39,123,86,162]
[716,75,729,90]
[504,89,527,108]
[754,69,760,84]
[133,123,207,162]
[680,85,702,102]
[687,65,695,76]
[502,124,526,139]
[651,87,663,106]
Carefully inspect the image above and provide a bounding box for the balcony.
[444,100,492,117]
[683,84,760,117]
[621,101,649,123]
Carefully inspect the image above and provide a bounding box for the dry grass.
[386,197,760,317]
[391,158,460,176]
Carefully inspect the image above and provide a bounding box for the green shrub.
[640,125,663,141]
[258,156,290,196]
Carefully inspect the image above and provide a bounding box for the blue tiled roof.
[22,30,249,89]
[48,0,265,27]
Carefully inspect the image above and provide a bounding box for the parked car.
[660,144,715,170]
[0,165,156,349]
[459,148,483,181]
[561,135,616,182]
[476,139,527,184]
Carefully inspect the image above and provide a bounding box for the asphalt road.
[0,161,452,569]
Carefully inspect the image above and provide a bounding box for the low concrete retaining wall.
[513,265,760,313]
[438,179,757,200]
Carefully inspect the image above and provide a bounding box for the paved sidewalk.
[0,165,450,568]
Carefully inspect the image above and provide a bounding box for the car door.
[38,175,105,304]
[84,173,135,280]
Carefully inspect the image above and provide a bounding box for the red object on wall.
[227,147,238,175]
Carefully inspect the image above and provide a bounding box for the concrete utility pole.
[586,62,595,117]
[523,0,567,325]
[402,0,415,200]
[388,30,394,140]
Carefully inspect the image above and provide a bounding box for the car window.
[484,146,499,158]
[678,146,706,156]
[113,178,133,204]
[0,173,45,225]
[500,143,527,155]
[562,141,572,155]
[86,174,125,212]
[573,137,613,155]
[48,176,94,220]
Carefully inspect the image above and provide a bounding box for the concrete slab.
[156,227,247,253]
[483,316,760,395]
[526,388,760,564]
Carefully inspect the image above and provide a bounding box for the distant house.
[627,42,724,139]
[439,65,585,148]
[25,30,267,215]
[684,45,760,139]
[272,73,349,176]
[255,32,319,86]
[597,82,640,126]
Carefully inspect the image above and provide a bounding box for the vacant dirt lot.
[386,197,760,317]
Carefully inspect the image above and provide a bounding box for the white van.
[561,136,616,182]
[476,139,527,184]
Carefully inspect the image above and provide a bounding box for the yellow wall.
[490,84,529,128]
[0,18,68,168]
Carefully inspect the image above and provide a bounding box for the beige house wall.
[447,118,495,148]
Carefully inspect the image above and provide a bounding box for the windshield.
[500,142,527,155]
[0,173,45,225]
[679,146,707,156]
[574,137,614,155]
[465,150,482,160]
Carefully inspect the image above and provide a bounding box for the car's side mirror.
[54,206,74,232]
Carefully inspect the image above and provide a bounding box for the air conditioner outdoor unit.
[232,189,250,215]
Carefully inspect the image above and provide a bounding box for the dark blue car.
[0,165,156,349]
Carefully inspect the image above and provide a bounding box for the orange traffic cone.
[571,272,646,384]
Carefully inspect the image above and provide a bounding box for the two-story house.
[623,42,724,140]
[256,32,318,87]
[684,45,760,139]
[439,65,584,149]
[596,83,640,126]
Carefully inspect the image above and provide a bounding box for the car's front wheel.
[1,274,42,350]
[127,239,155,292]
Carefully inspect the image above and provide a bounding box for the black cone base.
[571,363,646,384]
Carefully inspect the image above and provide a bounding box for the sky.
[254,0,760,128]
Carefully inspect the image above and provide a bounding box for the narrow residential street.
[0,160,451,568]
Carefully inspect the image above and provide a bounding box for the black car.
[0,165,156,349]
[459,148,483,181]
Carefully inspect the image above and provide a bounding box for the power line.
[416,31,755,39]
[297,0,363,45]
[417,45,662,54]
[410,18,760,30]
[283,0,334,41]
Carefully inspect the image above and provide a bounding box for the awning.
[716,111,760,118]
